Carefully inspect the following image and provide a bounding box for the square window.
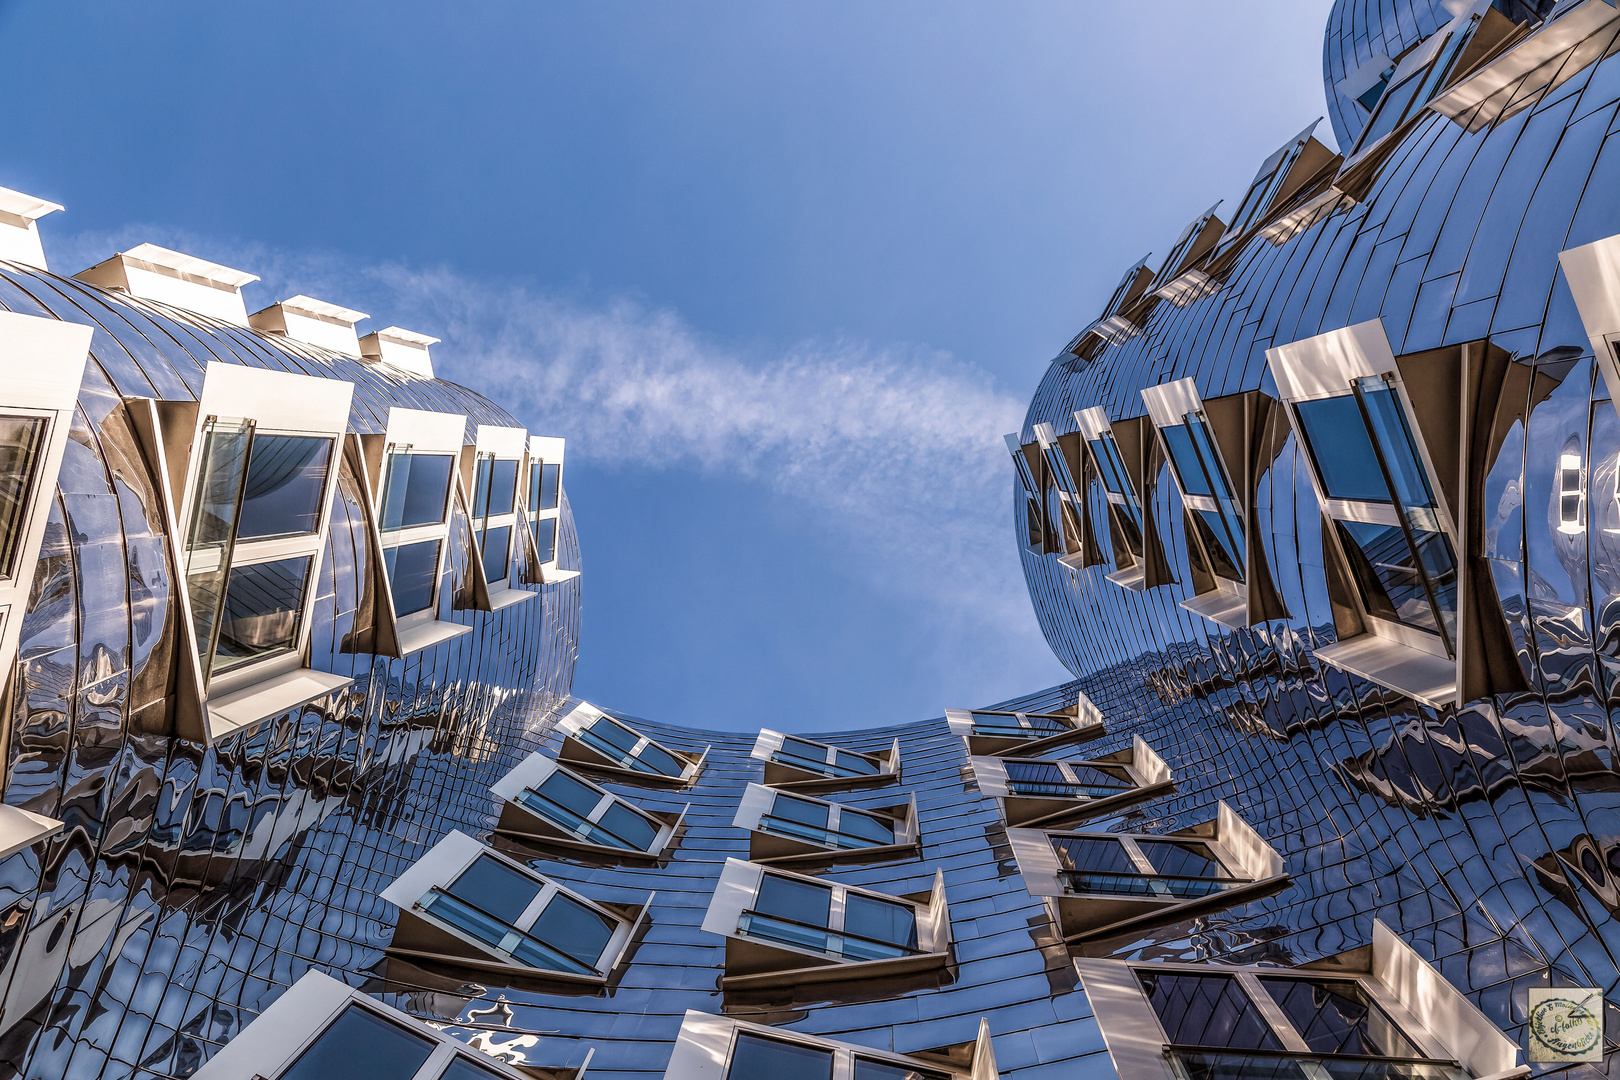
[384,539,440,617]
[211,555,313,673]
[729,1034,834,1080]
[279,1005,435,1080]
[235,434,332,540]
[380,451,454,530]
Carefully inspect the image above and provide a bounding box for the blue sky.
[0,1,1332,733]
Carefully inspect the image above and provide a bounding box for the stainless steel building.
[7,0,1620,1078]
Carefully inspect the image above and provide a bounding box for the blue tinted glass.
[1138,840,1230,879]
[534,517,557,563]
[1294,396,1389,503]
[1161,425,1213,497]
[540,463,560,510]
[536,771,602,818]
[213,555,311,671]
[448,856,541,925]
[838,809,894,845]
[1186,416,1236,502]
[754,875,831,927]
[380,452,454,531]
[481,524,510,583]
[1137,971,1283,1050]
[530,894,615,969]
[440,1057,510,1080]
[772,795,830,829]
[488,459,518,515]
[384,539,439,616]
[1359,381,1438,510]
[236,435,331,540]
[729,1034,833,1080]
[1336,519,1457,639]
[473,457,492,523]
[280,1005,435,1080]
[844,895,916,949]
[1192,509,1244,581]
[1089,438,1125,494]
[853,1059,951,1080]
[1053,836,1135,873]
[1259,978,1422,1059]
[598,802,659,850]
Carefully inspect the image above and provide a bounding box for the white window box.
[491,752,686,862]
[555,701,707,787]
[733,783,919,865]
[663,1010,997,1080]
[75,243,259,326]
[945,691,1106,758]
[751,729,900,792]
[461,423,537,613]
[969,735,1173,828]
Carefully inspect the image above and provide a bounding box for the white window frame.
[1031,422,1090,567]
[190,968,580,1080]
[733,782,919,864]
[1146,203,1225,306]
[1075,921,1526,1080]
[751,729,900,791]
[1560,230,1620,426]
[1076,407,1163,590]
[491,751,686,860]
[969,735,1172,828]
[462,423,534,611]
[662,1010,997,1080]
[525,434,577,584]
[700,858,950,990]
[160,362,356,744]
[945,690,1106,757]
[0,312,90,857]
[555,700,707,786]
[1006,802,1286,943]
[380,829,649,985]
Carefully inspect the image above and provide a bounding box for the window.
[734,782,919,864]
[1268,319,1528,708]
[525,434,577,584]
[700,859,951,990]
[1075,922,1524,1080]
[968,736,1172,827]
[0,312,90,857]
[190,968,561,1080]
[752,730,899,791]
[1146,204,1225,306]
[556,700,706,786]
[162,362,357,743]
[662,1011,996,1080]
[1216,121,1337,250]
[1006,803,1286,943]
[1061,257,1156,361]
[1075,408,1174,592]
[462,423,534,610]
[945,692,1106,757]
[1030,422,1099,569]
[360,407,475,656]
[380,830,647,984]
[74,243,259,326]
[491,751,685,860]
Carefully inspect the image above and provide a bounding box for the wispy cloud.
[52,228,1074,709]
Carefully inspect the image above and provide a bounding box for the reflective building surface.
[11,0,1620,1077]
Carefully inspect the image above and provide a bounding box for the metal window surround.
[490,751,687,861]
[732,782,920,865]
[74,242,260,325]
[699,857,951,990]
[462,422,534,610]
[943,690,1107,757]
[661,1010,997,1080]
[556,699,708,786]
[527,433,578,584]
[751,728,900,791]
[968,735,1173,828]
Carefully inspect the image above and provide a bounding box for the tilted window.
[662,1010,998,1080]
[1142,379,1290,630]
[556,700,707,786]
[1075,408,1178,592]
[1075,921,1525,1080]
[0,312,91,857]
[190,968,587,1080]
[969,736,1172,828]
[733,783,919,865]
[1146,204,1226,308]
[1215,121,1339,252]
[1031,422,1097,568]
[1268,319,1536,708]
[945,691,1106,757]
[492,752,687,861]
[1060,256,1155,361]
[752,729,900,791]
[1006,802,1287,944]
[460,423,535,611]
[701,858,950,990]
[526,434,577,584]
[380,830,648,985]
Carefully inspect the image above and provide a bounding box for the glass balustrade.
[418,888,599,976]
[1060,870,1244,899]
[1168,1049,1465,1080]
[735,910,921,963]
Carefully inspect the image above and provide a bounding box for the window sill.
[1179,587,1248,630]
[540,566,580,584]
[396,619,473,656]
[761,764,898,793]
[1105,564,1149,591]
[1061,873,1292,944]
[1314,634,1456,709]
[0,804,63,860]
[207,668,355,740]
[487,585,537,611]
[720,946,949,990]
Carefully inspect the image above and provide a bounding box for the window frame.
[661,1009,996,1080]
[1146,203,1226,305]
[733,782,919,864]
[188,968,572,1080]
[461,423,535,611]
[1075,409,1174,592]
[700,858,951,990]
[491,751,686,861]
[380,829,648,985]
[944,691,1106,757]
[525,434,577,585]
[751,729,900,792]
[968,736,1172,828]
[1031,422,1097,568]
[556,700,708,787]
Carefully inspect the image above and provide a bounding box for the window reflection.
[729,1034,833,1080]
[212,555,312,672]
[0,416,44,580]
[279,1005,435,1080]
[235,435,332,540]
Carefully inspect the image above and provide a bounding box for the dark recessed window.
[280,1005,435,1080]
[729,1034,834,1080]
[236,435,332,540]
[213,555,313,672]
[0,416,44,580]
[1137,971,1283,1051]
[384,539,440,616]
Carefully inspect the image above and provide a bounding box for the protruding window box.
[1076,921,1527,1080]
[946,694,1106,757]
[1075,409,1175,591]
[1061,256,1155,362]
[556,701,707,787]
[463,423,536,612]
[663,1010,999,1080]
[381,831,649,987]
[527,435,579,585]
[491,753,686,862]
[75,243,260,326]
[361,325,440,380]
[1209,122,1340,264]
[969,736,1172,828]
[733,783,919,865]
[1008,803,1287,944]
[191,968,588,1080]
[701,859,950,990]
[1147,204,1225,308]
[0,186,62,271]
[1431,0,1619,136]
[751,730,899,792]
[248,294,370,357]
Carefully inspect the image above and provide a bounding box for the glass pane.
[772,795,830,829]
[1067,763,1132,787]
[380,452,454,531]
[440,1057,511,1080]
[473,457,492,524]
[598,802,660,851]
[1359,381,1440,512]
[529,894,616,971]
[1294,395,1390,503]
[833,749,880,776]
[0,416,44,580]
[488,459,518,516]
[1192,509,1245,581]
[728,1034,833,1080]
[844,895,917,950]
[481,524,510,584]
[1162,424,1214,497]
[534,516,557,563]
[838,808,895,845]
[1090,438,1126,494]
[781,737,828,763]
[588,717,641,755]
[754,874,831,927]
[635,740,685,777]
[212,555,311,672]
[1137,971,1283,1050]
[1336,519,1457,639]
[540,463,560,510]
[447,856,542,925]
[236,434,332,540]
[853,1059,952,1080]
[1259,977,1424,1059]
[279,1004,435,1080]
[1052,836,1136,874]
[384,539,440,617]
[529,464,541,512]
[535,771,603,819]
[1137,840,1233,879]
[1229,166,1280,233]
[1357,67,1426,150]
[185,419,254,675]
